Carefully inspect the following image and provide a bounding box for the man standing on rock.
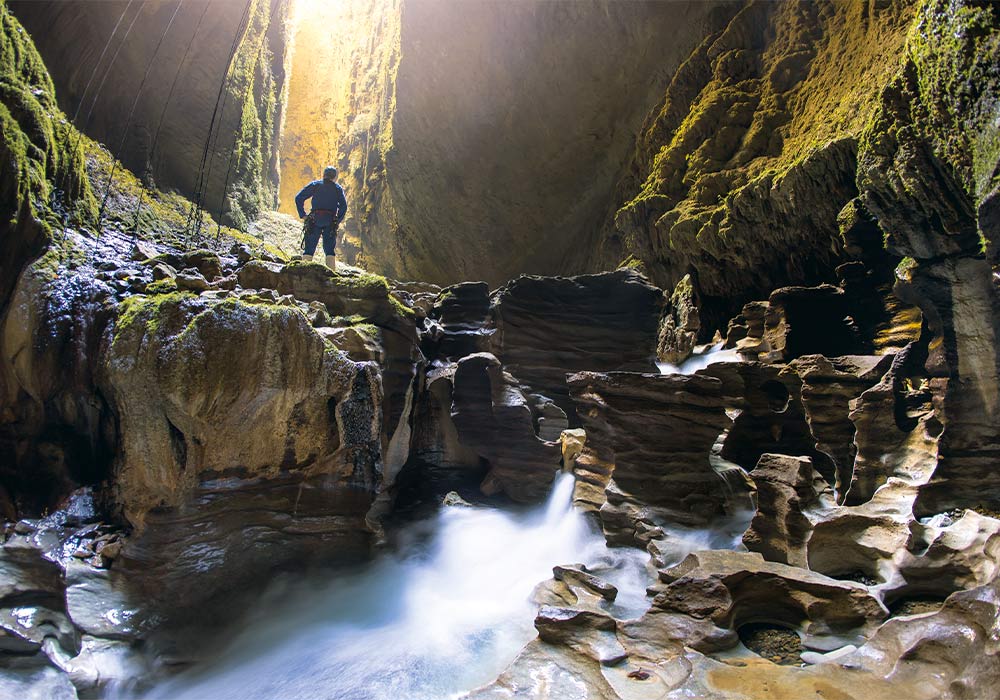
[295,165,348,270]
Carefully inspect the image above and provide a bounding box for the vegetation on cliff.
[0,0,94,271]
[604,0,918,308]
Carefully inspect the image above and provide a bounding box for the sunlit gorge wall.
[279,0,400,260]
[279,0,735,284]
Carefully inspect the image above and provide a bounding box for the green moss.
[389,294,416,319]
[216,0,284,228]
[616,255,646,272]
[331,314,367,325]
[145,278,179,295]
[0,0,95,236]
[340,271,392,294]
[895,256,918,281]
[907,0,1000,201]
[349,322,379,337]
[112,292,200,354]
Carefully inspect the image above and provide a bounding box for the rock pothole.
[888,596,946,618]
[737,622,803,665]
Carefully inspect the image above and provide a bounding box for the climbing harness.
[301,212,315,249]
[301,211,339,251]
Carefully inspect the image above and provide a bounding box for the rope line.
[129,0,212,243]
[82,1,145,130]
[52,0,137,263]
[215,0,282,238]
[95,0,184,233]
[184,0,254,246]
[72,0,135,123]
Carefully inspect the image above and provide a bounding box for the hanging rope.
[95,0,184,234]
[72,0,135,123]
[214,0,282,238]
[184,0,255,247]
[129,0,212,244]
[81,1,145,131]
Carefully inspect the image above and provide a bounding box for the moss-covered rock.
[600,1,918,314]
[855,0,1000,515]
[102,292,382,520]
[9,0,288,232]
[0,0,94,311]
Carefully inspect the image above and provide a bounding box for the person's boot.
[325,255,336,270]
[302,253,313,262]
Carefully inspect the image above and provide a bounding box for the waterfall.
[658,341,740,375]
[128,471,649,700]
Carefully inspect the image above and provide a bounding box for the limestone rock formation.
[406,270,667,506]
[567,371,735,543]
[742,454,834,567]
[657,275,701,365]
[491,270,664,421]
[596,0,918,307]
[3,0,1000,697]
[791,354,895,496]
[450,353,561,502]
[423,281,494,362]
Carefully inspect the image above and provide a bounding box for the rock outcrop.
[568,371,735,543]
[594,0,918,309]
[491,270,664,421]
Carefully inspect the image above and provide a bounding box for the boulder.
[742,454,835,567]
[790,354,894,496]
[491,270,664,420]
[407,363,485,487]
[534,606,626,666]
[174,268,210,292]
[424,281,494,361]
[567,371,737,542]
[99,293,386,611]
[451,353,562,502]
[657,275,700,365]
[0,268,117,515]
[647,550,888,651]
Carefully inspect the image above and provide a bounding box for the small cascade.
[129,471,647,700]
[542,470,577,523]
[657,341,740,375]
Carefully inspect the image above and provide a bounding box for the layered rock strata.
[490,270,664,421]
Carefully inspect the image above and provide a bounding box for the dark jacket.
[295,179,347,227]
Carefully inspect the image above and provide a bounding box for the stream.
[657,342,740,375]
[121,473,648,700]
[106,471,751,700]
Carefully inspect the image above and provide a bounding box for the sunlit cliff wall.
[592,0,920,315]
[281,0,740,285]
[277,0,400,263]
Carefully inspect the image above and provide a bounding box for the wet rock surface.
[490,270,665,421]
[3,0,1000,697]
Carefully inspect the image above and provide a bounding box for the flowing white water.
[129,472,651,700]
[657,341,740,375]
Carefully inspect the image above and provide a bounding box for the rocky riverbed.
[2,0,999,697]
